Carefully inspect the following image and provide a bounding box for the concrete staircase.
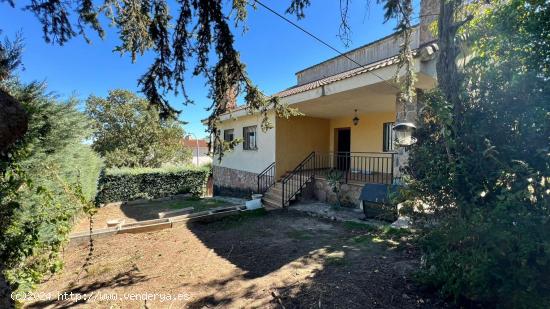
[261,176,311,210]
[260,152,316,211]
[262,182,285,210]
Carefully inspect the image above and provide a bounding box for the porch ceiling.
[291,82,396,118]
[289,73,435,119]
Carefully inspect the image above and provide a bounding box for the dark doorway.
[335,128,351,171]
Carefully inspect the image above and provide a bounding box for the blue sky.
[0,0,419,138]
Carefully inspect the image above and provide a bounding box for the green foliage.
[96,166,210,203]
[178,196,227,212]
[212,208,267,230]
[86,89,191,168]
[325,169,344,205]
[403,0,550,306]
[0,80,103,296]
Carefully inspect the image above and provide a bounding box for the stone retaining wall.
[313,177,363,208]
[213,165,258,198]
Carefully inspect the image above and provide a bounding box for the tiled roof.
[274,47,428,98]
[206,42,438,122]
[182,138,208,148]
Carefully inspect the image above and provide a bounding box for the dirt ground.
[29,210,446,308]
[72,197,235,233]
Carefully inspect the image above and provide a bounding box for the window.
[223,129,234,142]
[383,122,395,152]
[243,126,257,150]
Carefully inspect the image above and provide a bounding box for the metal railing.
[257,162,276,194]
[281,152,316,207]
[271,151,395,208]
[315,152,395,184]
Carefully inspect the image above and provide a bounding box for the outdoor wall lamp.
[352,109,359,126]
[393,122,417,146]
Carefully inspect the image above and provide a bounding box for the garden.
[1,0,549,308]
[28,210,446,309]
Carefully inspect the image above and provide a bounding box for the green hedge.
[96,166,210,203]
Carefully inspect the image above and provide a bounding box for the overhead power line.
[251,0,402,91]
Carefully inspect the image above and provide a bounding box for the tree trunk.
[436,0,473,214]
[437,0,463,120]
[0,89,28,152]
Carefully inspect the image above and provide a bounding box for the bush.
[96,166,211,203]
[416,207,550,307]
[0,81,103,296]
[401,1,550,307]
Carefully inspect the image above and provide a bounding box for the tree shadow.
[119,201,174,221]
[184,210,446,308]
[185,210,343,279]
[26,264,149,309]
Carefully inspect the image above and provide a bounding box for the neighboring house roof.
[274,42,438,98]
[182,138,209,148]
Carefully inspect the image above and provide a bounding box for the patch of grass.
[286,229,313,240]
[379,226,412,238]
[342,221,377,232]
[372,236,400,246]
[214,208,267,229]
[164,197,229,212]
[349,235,372,244]
[325,255,347,266]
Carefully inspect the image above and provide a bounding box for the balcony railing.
[315,152,395,184]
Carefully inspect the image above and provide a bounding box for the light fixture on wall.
[352,109,359,126]
[393,122,417,146]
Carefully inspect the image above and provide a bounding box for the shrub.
[401,1,550,307]
[415,195,550,307]
[96,166,211,203]
[0,81,103,296]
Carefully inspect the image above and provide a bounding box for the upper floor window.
[243,126,257,150]
[383,122,395,152]
[223,129,234,142]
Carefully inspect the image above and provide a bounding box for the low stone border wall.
[69,205,246,246]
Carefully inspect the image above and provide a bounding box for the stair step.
[262,196,282,205]
[269,186,283,193]
[264,191,282,201]
[262,198,283,210]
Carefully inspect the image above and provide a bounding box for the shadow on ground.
[184,209,445,308]
[26,265,149,309]
[118,201,175,221]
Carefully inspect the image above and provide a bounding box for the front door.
[336,128,351,171]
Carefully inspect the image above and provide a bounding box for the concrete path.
[290,201,385,228]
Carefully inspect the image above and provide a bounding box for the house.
[210,0,439,209]
[182,137,212,166]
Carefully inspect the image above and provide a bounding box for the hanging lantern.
[393,122,417,146]
[352,109,359,126]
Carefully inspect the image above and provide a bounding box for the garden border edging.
[68,205,246,246]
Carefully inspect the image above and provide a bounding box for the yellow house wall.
[329,112,396,153]
[329,112,396,173]
[276,116,330,178]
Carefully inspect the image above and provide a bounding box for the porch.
[314,152,394,185]
[274,80,404,183]
[258,151,395,210]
